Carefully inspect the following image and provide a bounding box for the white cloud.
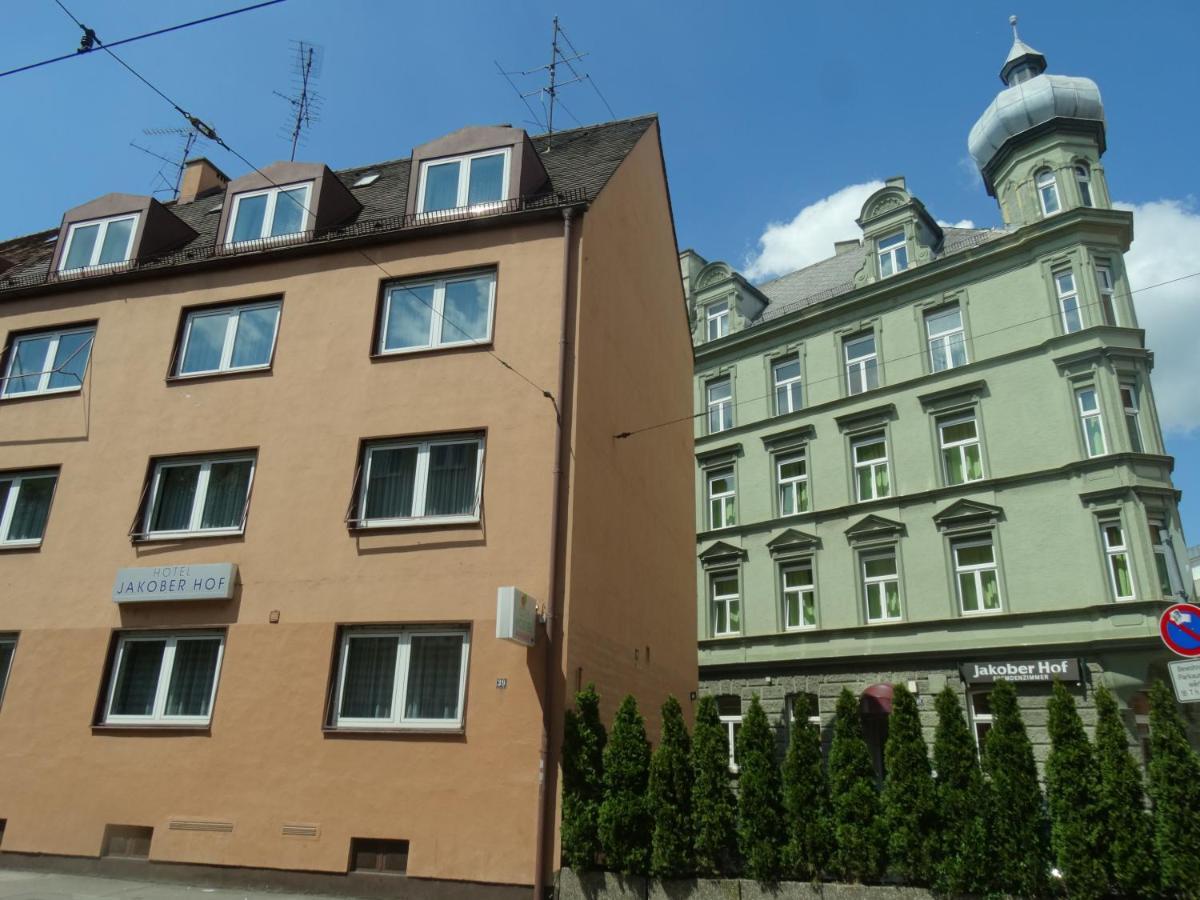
[1115,198,1200,435]
[742,181,883,281]
[937,218,976,229]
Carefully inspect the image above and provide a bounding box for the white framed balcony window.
[1,326,95,398]
[59,214,138,272]
[1036,168,1061,216]
[782,561,816,630]
[1075,164,1093,207]
[333,627,470,730]
[226,182,311,244]
[852,433,890,501]
[379,270,496,353]
[1100,521,1135,601]
[926,306,967,372]
[1076,387,1107,458]
[777,451,809,516]
[1056,270,1083,334]
[357,435,483,528]
[418,148,509,213]
[143,454,255,539]
[707,467,736,529]
[706,301,730,341]
[176,301,281,376]
[1095,265,1116,326]
[0,470,57,548]
[707,377,733,433]
[938,413,984,485]
[711,572,740,637]
[862,549,901,622]
[103,632,225,726]
[844,333,879,395]
[773,356,803,414]
[1120,381,1143,452]
[954,538,1002,615]
[877,231,908,278]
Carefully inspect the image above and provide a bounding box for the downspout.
[534,205,575,900]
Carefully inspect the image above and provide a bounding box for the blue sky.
[2,1,1198,539]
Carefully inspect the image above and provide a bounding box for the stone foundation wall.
[556,869,935,900]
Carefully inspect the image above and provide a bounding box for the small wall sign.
[113,564,237,603]
[960,658,1081,684]
[496,586,537,647]
[1168,659,1200,703]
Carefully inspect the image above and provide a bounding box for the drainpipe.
[533,205,575,900]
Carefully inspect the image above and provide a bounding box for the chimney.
[834,239,861,256]
[178,158,230,204]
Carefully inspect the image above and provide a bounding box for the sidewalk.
[0,868,347,900]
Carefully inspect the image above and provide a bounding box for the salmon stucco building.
[0,115,696,896]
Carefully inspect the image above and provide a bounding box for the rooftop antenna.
[273,40,323,161]
[495,17,617,152]
[129,126,203,200]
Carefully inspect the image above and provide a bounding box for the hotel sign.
[960,658,1081,684]
[113,564,237,603]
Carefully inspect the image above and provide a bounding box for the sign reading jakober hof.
[961,658,1081,684]
[112,564,237,603]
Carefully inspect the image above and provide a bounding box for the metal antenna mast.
[129,126,202,199]
[273,40,323,161]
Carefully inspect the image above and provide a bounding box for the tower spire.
[1000,15,1047,85]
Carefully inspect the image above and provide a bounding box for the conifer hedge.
[560,683,606,869]
[930,685,989,896]
[648,695,694,878]
[880,683,936,886]
[828,687,883,883]
[598,694,651,874]
[1148,679,1200,899]
[735,696,783,881]
[690,694,737,875]
[780,692,831,881]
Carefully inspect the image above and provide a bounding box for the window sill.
[0,541,43,552]
[322,725,465,739]
[0,387,83,404]
[134,529,245,543]
[92,724,211,735]
[166,366,272,385]
[369,342,494,364]
[349,517,480,533]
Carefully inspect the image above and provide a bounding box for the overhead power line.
[0,0,286,81]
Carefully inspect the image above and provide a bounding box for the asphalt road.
[0,869,347,900]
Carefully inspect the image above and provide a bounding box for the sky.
[1,1,1198,540]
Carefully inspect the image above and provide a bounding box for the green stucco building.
[682,26,1195,771]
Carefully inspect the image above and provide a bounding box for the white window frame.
[58,214,139,272]
[176,301,282,377]
[378,270,497,354]
[1095,265,1116,326]
[706,301,730,341]
[333,626,470,731]
[785,692,822,732]
[1151,518,1185,598]
[1055,270,1083,333]
[782,560,816,630]
[1036,168,1061,216]
[716,697,742,773]
[938,413,984,485]
[706,377,733,433]
[852,433,890,502]
[968,689,993,754]
[776,451,809,516]
[0,469,58,547]
[925,306,967,372]
[953,537,1003,615]
[1100,520,1136,601]
[877,231,908,278]
[773,355,803,415]
[358,435,484,528]
[711,572,740,637]
[1120,381,1143,452]
[707,467,736,530]
[862,549,902,623]
[142,454,256,539]
[416,148,511,214]
[1076,387,1107,458]
[844,333,879,395]
[1075,164,1093,207]
[0,637,14,706]
[225,182,313,245]
[1,326,95,398]
[103,632,225,726]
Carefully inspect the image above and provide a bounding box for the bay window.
[356,434,484,528]
[2,326,95,398]
[379,270,496,353]
[142,454,255,538]
[1076,387,1107,458]
[103,632,225,726]
[1056,270,1083,333]
[0,470,57,547]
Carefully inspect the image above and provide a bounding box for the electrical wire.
[613,270,1200,439]
[0,0,286,80]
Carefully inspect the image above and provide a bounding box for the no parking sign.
[1160,603,1200,658]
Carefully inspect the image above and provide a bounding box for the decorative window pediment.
[918,379,988,412]
[835,403,896,434]
[767,528,821,557]
[844,514,905,546]
[932,499,1004,532]
[698,540,747,568]
[696,443,742,469]
[761,424,815,451]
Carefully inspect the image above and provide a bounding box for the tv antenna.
[129,126,205,200]
[274,40,323,161]
[495,17,617,151]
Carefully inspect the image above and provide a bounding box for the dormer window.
[59,214,138,272]
[1075,164,1093,207]
[876,231,908,278]
[1035,168,1060,216]
[706,301,730,341]
[418,149,509,213]
[226,182,311,245]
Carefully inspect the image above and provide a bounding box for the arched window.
[1075,164,1094,207]
[1035,168,1060,216]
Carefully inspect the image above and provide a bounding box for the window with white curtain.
[379,271,495,353]
[103,632,225,726]
[953,537,1002,614]
[59,214,138,271]
[226,183,311,244]
[1100,520,1135,601]
[142,454,255,538]
[333,627,470,729]
[357,435,484,527]
[862,549,901,622]
[0,469,58,547]
[707,467,736,529]
[1076,387,1107,458]
[782,561,816,629]
[176,301,281,376]
[852,433,890,501]
[776,451,809,516]
[711,572,740,637]
[418,149,509,213]
[938,413,984,485]
[2,325,95,398]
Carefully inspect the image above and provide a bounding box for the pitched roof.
[0,115,657,293]
[753,226,1005,324]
